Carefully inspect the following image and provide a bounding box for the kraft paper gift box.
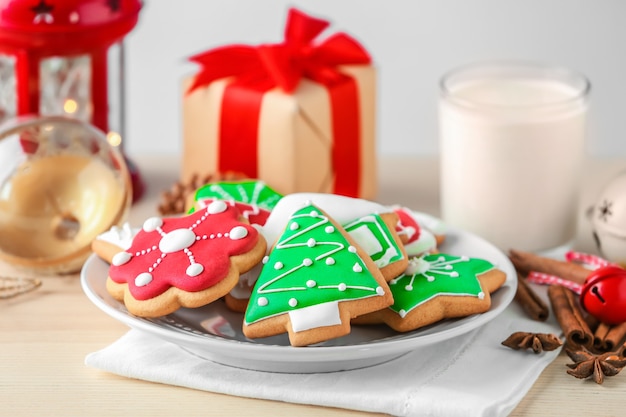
[181,8,377,199]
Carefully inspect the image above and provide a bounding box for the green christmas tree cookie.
[243,203,393,346]
[354,253,506,332]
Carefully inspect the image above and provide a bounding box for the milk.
[439,63,589,252]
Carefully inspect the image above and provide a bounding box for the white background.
[123,0,626,159]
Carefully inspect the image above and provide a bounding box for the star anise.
[157,171,246,216]
[501,331,563,353]
[565,348,626,384]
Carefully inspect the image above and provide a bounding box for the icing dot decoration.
[325,226,334,233]
[229,226,248,240]
[274,262,284,270]
[306,280,316,288]
[290,222,299,231]
[353,263,363,273]
[186,263,204,277]
[326,257,335,266]
[307,238,316,247]
[338,283,347,291]
[303,258,313,266]
[258,297,268,306]
[135,272,153,287]
[143,217,163,232]
[159,228,196,253]
[289,298,298,307]
[112,251,131,266]
[207,200,228,214]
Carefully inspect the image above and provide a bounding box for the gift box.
[181,8,377,199]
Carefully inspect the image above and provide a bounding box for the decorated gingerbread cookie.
[342,212,408,281]
[354,253,506,332]
[106,200,267,317]
[186,180,282,225]
[243,202,393,346]
[391,206,447,255]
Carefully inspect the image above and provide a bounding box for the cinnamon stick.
[514,274,549,321]
[548,285,594,349]
[593,322,626,353]
[509,249,590,285]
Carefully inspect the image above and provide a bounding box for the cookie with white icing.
[106,201,266,318]
[91,223,139,264]
[243,202,393,347]
[261,193,408,279]
[354,253,506,332]
[391,206,447,254]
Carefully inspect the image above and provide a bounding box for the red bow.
[187,8,371,93]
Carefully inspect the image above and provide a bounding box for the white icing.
[207,200,228,214]
[229,226,248,240]
[325,257,335,265]
[96,223,138,250]
[186,263,204,277]
[303,258,313,266]
[288,301,341,332]
[258,297,268,306]
[325,226,335,233]
[352,263,363,272]
[159,228,196,253]
[306,280,316,288]
[307,238,316,247]
[288,298,298,307]
[112,251,132,266]
[403,227,438,257]
[135,272,153,287]
[143,217,163,232]
[347,224,383,255]
[274,262,284,270]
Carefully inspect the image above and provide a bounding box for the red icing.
[109,203,259,300]
[394,208,421,244]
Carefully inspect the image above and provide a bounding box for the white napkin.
[86,296,562,417]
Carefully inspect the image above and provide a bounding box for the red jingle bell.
[579,265,626,325]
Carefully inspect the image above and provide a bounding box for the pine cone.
[157,171,246,216]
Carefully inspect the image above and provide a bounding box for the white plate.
[81,227,517,373]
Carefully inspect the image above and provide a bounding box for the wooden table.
[2,156,626,417]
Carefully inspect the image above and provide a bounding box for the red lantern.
[0,0,144,199]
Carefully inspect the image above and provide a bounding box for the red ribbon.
[188,8,371,196]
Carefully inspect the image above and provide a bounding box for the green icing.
[244,204,385,325]
[388,254,494,317]
[343,214,404,269]
[191,180,282,212]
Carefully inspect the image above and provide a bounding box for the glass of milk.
[439,61,590,252]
